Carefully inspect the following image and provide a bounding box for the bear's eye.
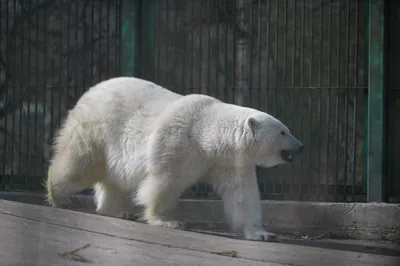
[280,131,286,136]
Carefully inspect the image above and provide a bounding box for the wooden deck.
[0,199,398,266]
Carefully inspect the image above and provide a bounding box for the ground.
[0,199,398,266]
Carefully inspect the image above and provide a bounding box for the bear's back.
[68,77,180,123]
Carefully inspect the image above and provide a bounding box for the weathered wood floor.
[0,199,398,266]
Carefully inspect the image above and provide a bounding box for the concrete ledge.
[0,191,399,242]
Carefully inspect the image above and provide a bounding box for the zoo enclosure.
[0,0,394,202]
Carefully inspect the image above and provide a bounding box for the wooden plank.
[0,199,398,266]
[0,211,274,266]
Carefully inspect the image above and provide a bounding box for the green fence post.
[120,0,141,77]
[140,0,155,81]
[366,0,386,202]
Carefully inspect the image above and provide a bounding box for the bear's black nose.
[298,144,304,153]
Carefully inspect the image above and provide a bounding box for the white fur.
[47,77,299,241]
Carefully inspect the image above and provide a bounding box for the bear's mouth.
[281,150,293,163]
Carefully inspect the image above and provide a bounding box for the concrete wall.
[0,192,398,242]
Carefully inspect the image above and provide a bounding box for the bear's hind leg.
[135,176,185,229]
[46,149,98,208]
[93,182,133,220]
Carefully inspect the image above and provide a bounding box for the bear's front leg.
[211,167,277,242]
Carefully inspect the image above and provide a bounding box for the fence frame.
[366,0,387,202]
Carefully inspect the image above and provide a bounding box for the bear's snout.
[280,139,304,163]
[297,144,304,153]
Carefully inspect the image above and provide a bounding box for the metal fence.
[0,0,394,203]
[0,0,121,189]
[387,1,400,204]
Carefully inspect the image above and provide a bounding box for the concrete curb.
[0,192,399,242]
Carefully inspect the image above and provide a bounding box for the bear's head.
[246,112,304,168]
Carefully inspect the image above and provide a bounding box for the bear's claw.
[148,219,186,229]
[243,226,277,242]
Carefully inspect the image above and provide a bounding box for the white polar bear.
[45,77,303,241]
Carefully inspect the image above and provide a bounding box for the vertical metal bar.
[366,0,386,202]
[18,0,24,180]
[26,0,33,181]
[2,0,9,178]
[173,0,178,88]
[48,1,54,153]
[116,0,122,76]
[223,0,228,102]
[33,0,40,179]
[141,0,155,81]
[75,1,79,103]
[215,0,220,99]
[344,90,349,198]
[9,0,16,181]
[265,0,270,110]
[120,0,140,77]
[352,0,360,201]
[0,0,3,180]
[191,1,195,92]
[82,0,87,89]
[249,2,253,106]
[335,1,341,200]
[317,0,323,199]
[274,0,279,195]
[90,0,94,85]
[290,0,296,195]
[257,0,262,109]
[363,0,369,194]
[307,93,312,197]
[155,1,160,83]
[326,0,332,198]
[165,0,169,85]
[98,0,102,82]
[282,0,287,194]
[199,2,203,93]
[317,90,322,200]
[352,93,358,200]
[180,0,185,91]
[207,0,211,96]
[262,0,270,196]
[283,0,287,88]
[343,0,350,199]
[299,0,305,198]
[10,0,15,181]
[334,94,340,199]
[106,0,110,77]
[326,91,331,197]
[59,0,63,144]
[43,0,48,185]
[308,0,314,197]
[232,0,236,103]
[66,1,71,130]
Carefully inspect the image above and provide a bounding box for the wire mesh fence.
[0,0,121,190]
[149,0,367,202]
[0,0,392,202]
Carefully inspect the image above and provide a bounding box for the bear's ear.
[246,117,258,136]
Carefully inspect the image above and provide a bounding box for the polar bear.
[45,77,303,241]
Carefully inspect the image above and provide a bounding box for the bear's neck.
[196,107,256,167]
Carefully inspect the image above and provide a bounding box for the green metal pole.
[140,0,155,81]
[366,0,386,202]
[363,0,369,197]
[120,0,141,77]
